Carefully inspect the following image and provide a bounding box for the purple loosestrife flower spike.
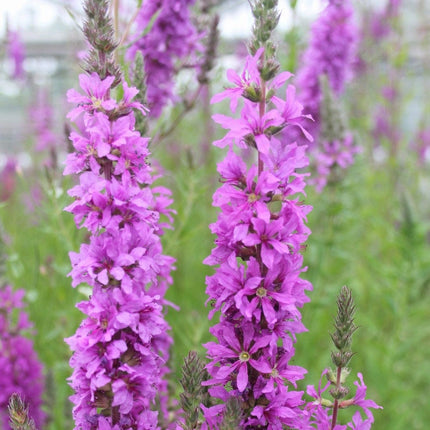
[65,71,175,430]
[127,0,202,117]
[297,0,358,123]
[203,1,314,427]
[0,286,45,430]
[293,0,360,191]
[64,1,175,428]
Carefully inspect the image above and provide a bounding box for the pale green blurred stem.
[112,0,119,63]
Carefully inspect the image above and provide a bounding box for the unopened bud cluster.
[7,394,37,430]
[249,0,280,61]
[330,285,357,368]
[179,352,211,429]
[82,0,122,87]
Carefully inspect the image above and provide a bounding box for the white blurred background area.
[0,0,426,165]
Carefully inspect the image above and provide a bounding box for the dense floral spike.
[295,0,359,191]
[65,1,175,425]
[0,286,45,430]
[297,0,358,122]
[64,70,175,429]
[127,0,201,117]
[203,36,314,427]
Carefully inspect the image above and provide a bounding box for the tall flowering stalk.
[127,0,201,117]
[0,285,45,430]
[302,287,382,429]
[202,1,313,427]
[295,0,359,191]
[64,1,175,428]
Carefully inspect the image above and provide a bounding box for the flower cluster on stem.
[202,2,314,427]
[295,0,360,191]
[65,71,175,430]
[64,1,175,428]
[127,0,201,117]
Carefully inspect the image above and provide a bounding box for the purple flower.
[205,322,272,392]
[0,285,45,430]
[304,370,382,429]
[211,48,264,112]
[311,133,361,192]
[65,70,175,428]
[127,0,201,117]
[213,101,284,153]
[67,73,117,120]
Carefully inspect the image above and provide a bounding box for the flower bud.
[260,58,280,81]
[243,85,262,103]
[329,385,349,400]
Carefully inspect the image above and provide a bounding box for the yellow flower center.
[239,351,250,362]
[271,368,279,378]
[91,96,102,109]
[256,287,267,297]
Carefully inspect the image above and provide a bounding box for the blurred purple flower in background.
[5,28,25,80]
[296,0,358,131]
[29,89,57,153]
[369,0,402,40]
[127,0,201,117]
[411,127,430,166]
[0,285,45,430]
[0,159,17,202]
[294,0,360,191]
